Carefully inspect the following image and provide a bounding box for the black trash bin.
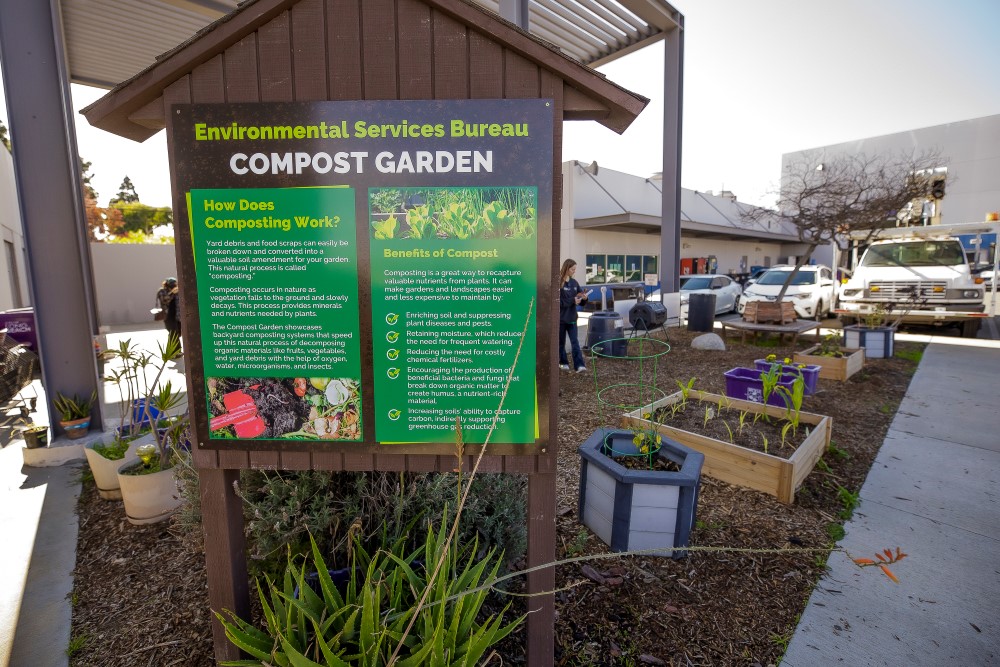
[586,311,627,357]
[687,293,716,332]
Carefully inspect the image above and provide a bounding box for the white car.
[737,265,837,320]
[679,274,742,315]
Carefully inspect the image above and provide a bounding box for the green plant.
[815,457,832,473]
[217,520,523,666]
[769,631,791,652]
[404,205,436,239]
[53,391,96,421]
[565,528,589,556]
[93,437,130,461]
[895,347,923,363]
[817,331,845,357]
[703,404,714,428]
[826,522,845,541]
[862,302,889,328]
[675,377,697,406]
[66,633,88,658]
[836,485,860,520]
[371,215,398,239]
[722,421,735,443]
[370,188,402,214]
[758,364,784,419]
[775,373,806,430]
[826,441,850,460]
[213,469,527,578]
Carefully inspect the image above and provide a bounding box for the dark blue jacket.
[560,278,587,323]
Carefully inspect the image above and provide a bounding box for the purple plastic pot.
[753,359,820,395]
[723,367,799,407]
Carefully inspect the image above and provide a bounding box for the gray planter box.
[578,428,703,559]
[843,324,895,359]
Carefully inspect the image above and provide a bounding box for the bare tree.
[741,150,945,303]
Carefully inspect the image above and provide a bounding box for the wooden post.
[526,471,556,665]
[199,468,250,661]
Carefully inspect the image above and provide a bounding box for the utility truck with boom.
[837,222,997,338]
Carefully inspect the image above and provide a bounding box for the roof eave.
[82,0,649,141]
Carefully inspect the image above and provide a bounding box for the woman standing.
[559,259,588,372]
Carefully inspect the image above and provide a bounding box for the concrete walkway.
[783,335,1000,665]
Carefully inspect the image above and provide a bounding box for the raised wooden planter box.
[794,345,865,381]
[743,300,796,324]
[622,390,832,504]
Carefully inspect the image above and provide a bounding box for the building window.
[586,254,659,284]
[585,255,606,284]
[606,255,624,283]
[624,255,642,282]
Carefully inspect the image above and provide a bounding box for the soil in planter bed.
[611,453,683,472]
[70,329,925,667]
[652,400,808,457]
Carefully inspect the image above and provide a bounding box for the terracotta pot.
[60,417,91,439]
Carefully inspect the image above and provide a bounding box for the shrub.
[173,467,527,578]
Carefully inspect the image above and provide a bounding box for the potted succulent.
[116,334,185,525]
[53,391,96,439]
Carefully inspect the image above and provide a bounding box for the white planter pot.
[83,437,144,500]
[116,461,182,525]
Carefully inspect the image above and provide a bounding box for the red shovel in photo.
[209,385,266,438]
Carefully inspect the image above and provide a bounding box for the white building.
[560,159,812,291]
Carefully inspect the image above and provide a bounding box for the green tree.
[110,175,140,204]
[109,201,172,235]
[79,158,98,201]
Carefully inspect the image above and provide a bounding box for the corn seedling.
[676,377,697,407]
[722,421,735,443]
[737,410,749,435]
[761,433,769,455]
[703,405,714,428]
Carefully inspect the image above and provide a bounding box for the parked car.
[737,265,837,320]
[678,274,742,315]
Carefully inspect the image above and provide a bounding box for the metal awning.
[60,0,680,90]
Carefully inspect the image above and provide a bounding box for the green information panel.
[369,187,537,443]
[189,187,362,441]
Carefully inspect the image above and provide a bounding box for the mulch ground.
[69,328,922,666]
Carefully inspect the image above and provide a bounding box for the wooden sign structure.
[82,0,646,663]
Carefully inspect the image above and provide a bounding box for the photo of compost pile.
[370,186,536,240]
[207,376,361,440]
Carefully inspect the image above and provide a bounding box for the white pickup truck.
[838,225,992,338]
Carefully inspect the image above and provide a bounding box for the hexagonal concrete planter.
[578,428,703,559]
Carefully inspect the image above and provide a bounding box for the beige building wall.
[90,243,178,326]
[0,147,32,312]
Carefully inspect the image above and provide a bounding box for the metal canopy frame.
[60,0,680,89]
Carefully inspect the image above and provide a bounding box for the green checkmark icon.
[387,409,401,421]
[387,349,399,360]
[386,313,399,325]
[387,367,400,379]
[386,331,399,343]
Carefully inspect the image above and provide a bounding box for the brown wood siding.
[291,0,329,101]
[173,0,563,477]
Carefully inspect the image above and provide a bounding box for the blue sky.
[3,0,999,208]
